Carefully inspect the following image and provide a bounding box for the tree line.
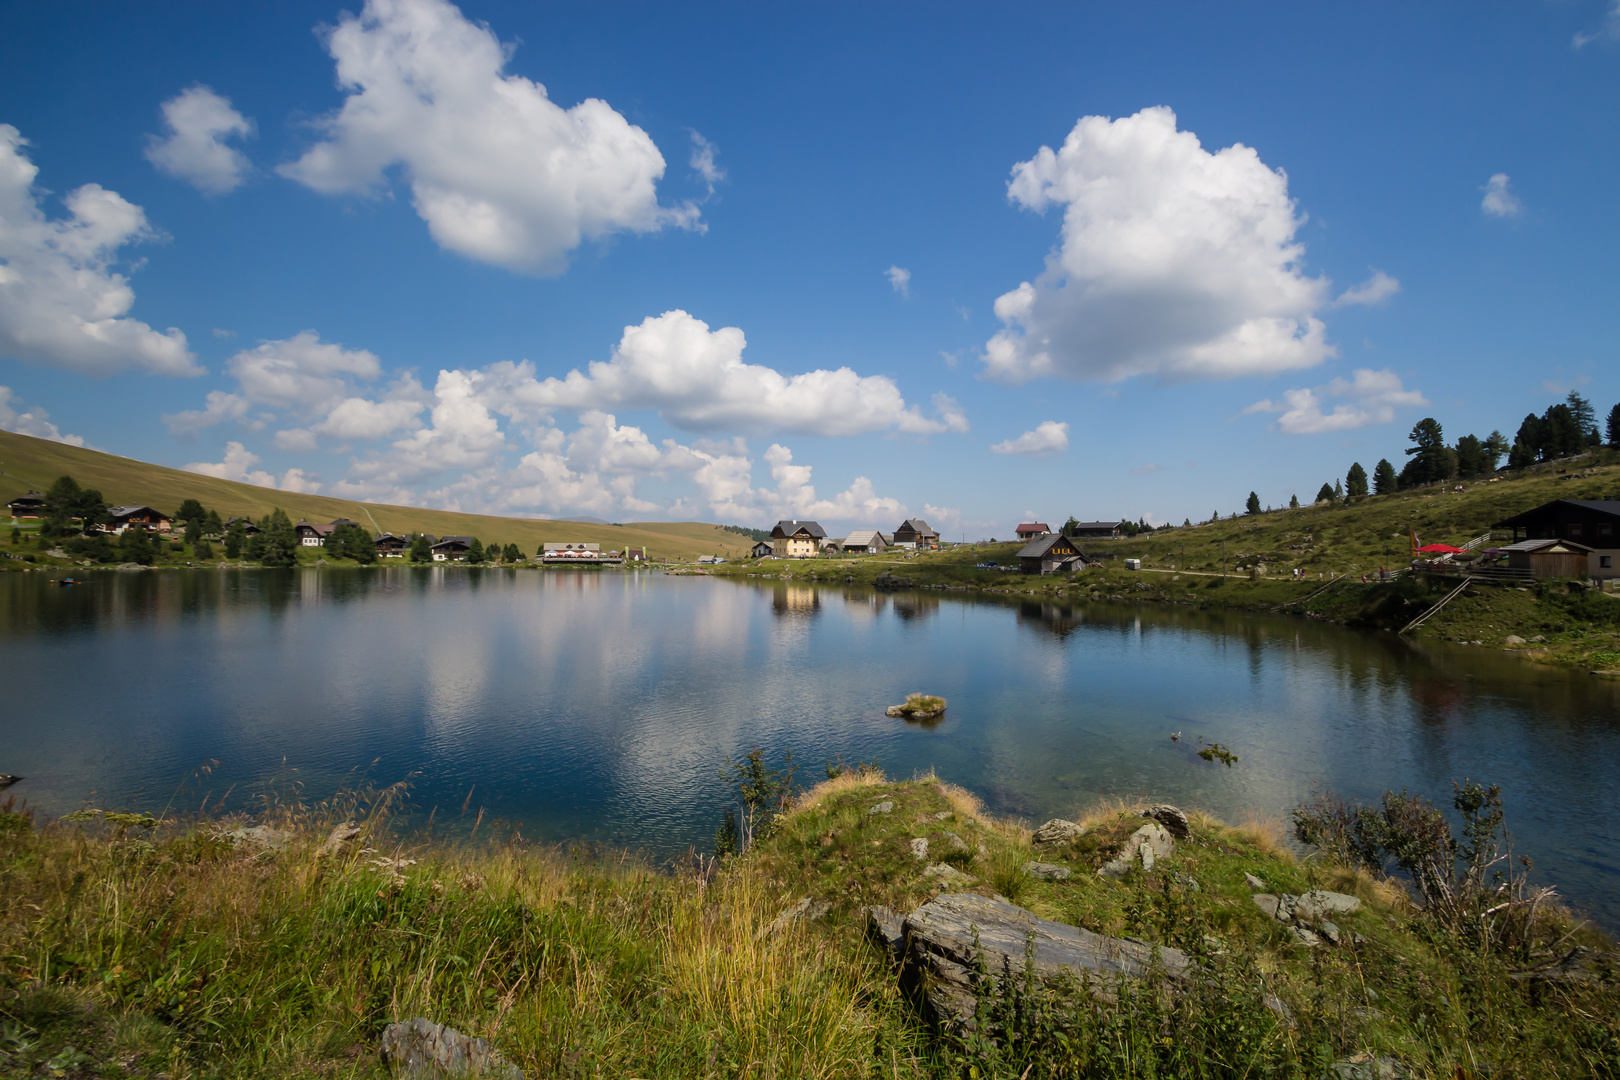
[1238,390,1618,518]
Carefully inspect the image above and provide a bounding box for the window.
[1570,523,1584,537]
[1603,556,1614,570]
[1600,523,1614,538]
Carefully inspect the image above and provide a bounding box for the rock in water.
[1142,804,1191,839]
[379,1018,523,1080]
[0,774,22,789]
[898,893,1190,1032]
[1031,818,1084,847]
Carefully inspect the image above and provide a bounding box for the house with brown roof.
[1495,499,1620,580]
[892,518,939,550]
[431,536,474,561]
[106,506,173,534]
[1017,533,1088,574]
[1015,522,1052,540]
[770,520,826,558]
[7,492,44,519]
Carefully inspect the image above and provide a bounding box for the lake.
[3,567,1617,930]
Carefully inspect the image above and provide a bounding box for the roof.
[7,492,44,505]
[895,518,936,535]
[844,529,885,547]
[1017,534,1075,559]
[1015,522,1052,533]
[1495,499,1620,528]
[107,505,169,518]
[1070,521,1123,531]
[1499,538,1594,554]
[771,519,826,539]
[432,535,474,548]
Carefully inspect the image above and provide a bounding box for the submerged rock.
[379,1018,523,1080]
[885,694,947,720]
[898,892,1190,1032]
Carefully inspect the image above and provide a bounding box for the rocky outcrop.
[319,821,364,857]
[1252,890,1361,946]
[1099,822,1175,878]
[1031,819,1084,847]
[1142,804,1190,839]
[379,1018,523,1079]
[868,800,895,815]
[1023,861,1071,881]
[886,695,947,720]
[897,893,1190,1032]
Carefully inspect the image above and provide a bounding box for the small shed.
[1069,521,1123,539]
[1499,538,1593,580]
[842,529,887,554]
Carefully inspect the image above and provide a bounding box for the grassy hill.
[0,429,750,561]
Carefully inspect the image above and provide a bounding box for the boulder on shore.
[1031,818,1084,847]
[1099,821,1175,878]
[1142,804,1191,839]
[897,892,1190,1032]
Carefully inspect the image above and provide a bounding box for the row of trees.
[1245,391,1618,517]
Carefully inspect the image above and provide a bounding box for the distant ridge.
[0,429,748,561]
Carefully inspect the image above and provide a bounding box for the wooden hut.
[1499,538,1594,580]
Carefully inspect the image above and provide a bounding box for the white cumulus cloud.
[1480,173,1522,218]
[983,106,1335,386]
[886,265,911,297]
[144,85,254,194]
[279,0,698,274]
[1244,368,1427,435]
[0,125,197,377]
[484,309,968,437]
[183,440,322,492]
[0,385,84,446]
[989,420,1069,457]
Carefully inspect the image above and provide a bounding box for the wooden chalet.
[223,517,261,536]
[374,533,410,558]
[750,540,774,558]
[431,536,473,561]
[1499,539,1596,580]
[1017,533,1087,574]
[1068,521,1123,539]
[1015,522,1052,540]
[842,529,887,554]
[1495,499,1619,580]
[7,492,44,519]
[106,506,173,534]
[891,518,939,550]
[770,520,826,558]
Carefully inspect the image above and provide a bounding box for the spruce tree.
[1245,492,1261,515]
[1345,462,1368,498]
[467,538,486,563]
[409,534,432,563]
[1373,459,1397,495]
[1315,483,1335,504]
[260,509,297,567]
[1566,390,1596,442]
[503,543,523,562]
[1608,402,1620,448]
[1289,494,1300,509]
[224,521,246,559]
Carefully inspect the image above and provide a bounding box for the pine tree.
[1373,459,1397,495]
[260,509,297,567]
[1345,462,1368,498]
[1245,492,1261,515]
[1608,403,1620,448]
[1333,478,1343,499]
[1566,390,1596,442]
[224,521,246,559]
[503,543,523,562]
[1315,483,1335,504]
[1484,431,1510,471]
[409,534,432,563]
[1289,494,1300,509]
[467,538,486,563]
[1400,418,1449,486]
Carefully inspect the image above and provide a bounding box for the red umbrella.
[1415,543,1464,554]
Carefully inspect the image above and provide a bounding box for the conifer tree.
[1345,462,1368,498]
[1245,492,1261,515]
[1607,402,1620,448]
[1315,483,1335,504]
[1289,494,1300,509]
[1373,458,1397,495]
[409,534,432,563]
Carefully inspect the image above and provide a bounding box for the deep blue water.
[2,567,1617,929]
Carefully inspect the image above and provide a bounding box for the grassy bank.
[2,771,1615,1078]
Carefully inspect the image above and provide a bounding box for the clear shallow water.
[3,568,1618,929]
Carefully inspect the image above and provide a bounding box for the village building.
[223,517,261,536]
[1495,499,1619,580]
[842,529,887,554]
[7,492,44,519]
[622,546,647,562]
[541,542,622,565]
[106,506,174,534]
[374,533,410,558]
[1016,533,1088,574]
[891,518,939,550]
[431,536,473,561]
[1068,521,1124,539]
[750,540,774,558]
[1015,523,1052,540]
[1499,539,1597,580]
[770,520,826,558]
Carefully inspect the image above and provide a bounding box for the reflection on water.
[2,568,1618,930]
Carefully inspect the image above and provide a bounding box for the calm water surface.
[3,568,1617,928]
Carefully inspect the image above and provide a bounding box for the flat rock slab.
[380,1018,523,1080]
[899,893,1190,1032]
[1023,861,1071,881]
[868,801,894,815]
[1099,822,1174,879]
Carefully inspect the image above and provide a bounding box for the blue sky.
[1,1,1617,537]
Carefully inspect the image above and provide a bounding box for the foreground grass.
[2,774,1616,1078]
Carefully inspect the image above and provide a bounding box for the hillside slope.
[0,429,750,560]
